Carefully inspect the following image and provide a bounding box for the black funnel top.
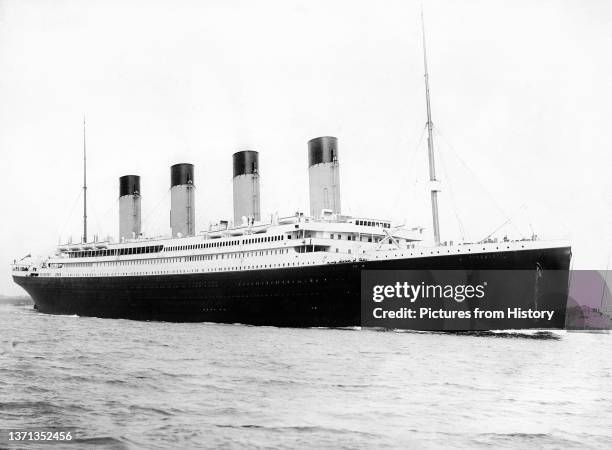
[119,175,140,197]
[233,150,259,178]
[170,163,194,188]
[308,136,338,167]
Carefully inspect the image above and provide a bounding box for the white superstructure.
[11,212,567,280]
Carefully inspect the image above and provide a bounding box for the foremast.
[421,9,441,246]
[82,115,88,243]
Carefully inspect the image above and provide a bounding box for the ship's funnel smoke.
[232,150,260,225]
[119,175,141,241]
[170,163,195,237]
[308,136,341,217]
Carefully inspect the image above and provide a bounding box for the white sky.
[1,0,611,295]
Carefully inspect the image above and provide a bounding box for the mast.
[421,8,441,246]
[83,115,88,243]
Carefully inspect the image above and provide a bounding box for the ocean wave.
[474,432,582,448]
[70,436,130,449]
[1,302,610,449]
[214,423,380,437]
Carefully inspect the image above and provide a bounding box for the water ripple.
[1,302,610,448]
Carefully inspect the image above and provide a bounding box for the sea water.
[1,300,611,449]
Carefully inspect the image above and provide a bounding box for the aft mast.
[421,8,441,246]
[83,115,88,243]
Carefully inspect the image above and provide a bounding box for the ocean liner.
[11,19,571,327]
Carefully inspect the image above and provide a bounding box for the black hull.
[14,247,571,328]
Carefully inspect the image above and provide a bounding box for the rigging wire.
[433,126,526,240]
[479,204,527,242]
[57,189,84,243]
[435,129,467,242]
[82,173,125,241]
[89,208,104,241]
[141,188,171,237]
[387,123,428,217]
[57,171,121,243]
[523,203,536,238]
[90,197,119,240]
